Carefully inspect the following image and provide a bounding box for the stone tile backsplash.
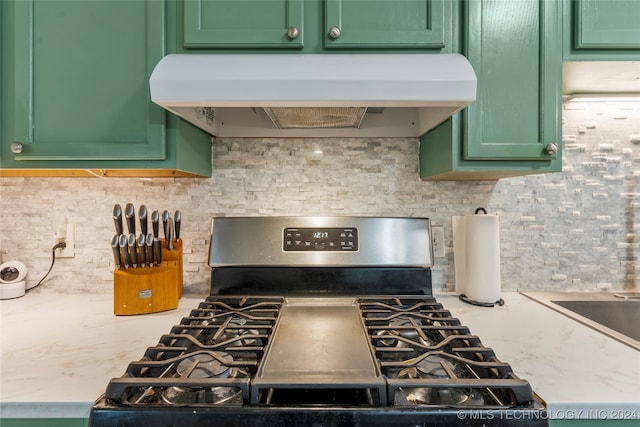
[0,99,638,294]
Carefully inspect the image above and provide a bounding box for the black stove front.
[90,217,547,426]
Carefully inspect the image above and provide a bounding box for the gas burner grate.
[104,296,284,406]
[357,296,539,408]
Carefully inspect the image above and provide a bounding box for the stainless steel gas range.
[90,216,546,426]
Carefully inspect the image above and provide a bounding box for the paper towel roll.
[463,214,501,303]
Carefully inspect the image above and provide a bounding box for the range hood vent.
[150,54,477,138]
[263,107,367,129]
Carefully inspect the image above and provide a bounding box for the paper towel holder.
[458,206,505,308]
[459,293,505,307]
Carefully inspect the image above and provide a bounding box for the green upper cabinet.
[183,0,304,48]
[182,0,450,52]
[564,0,640,60]
[420,0,562,180]
[0,0,212,176]
[463,0,561,161]
[324,0,445,49]
[4,0,165,161]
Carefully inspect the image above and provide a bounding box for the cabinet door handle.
[286,26,299,40]
[328,26,341,39]
[545,143,559,155]
[10,142,23,154]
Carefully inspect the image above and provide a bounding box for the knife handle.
[111,234,121,269]
[146,233,154,267]
[139,205,148,236]
[153,237,162,266]
[119,234,130,269]
[128,234,138,268]
[137,234,147,267]
[125,203,136,235]
[151,210,159,238]
[162,210,169,240]
[166,218,174,251]
[113,204,123,235]
[174,210,181,241]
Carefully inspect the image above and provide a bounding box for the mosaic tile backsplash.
[0,99,638,294]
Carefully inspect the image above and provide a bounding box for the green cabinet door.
[563,0,640,60]
[419,0,562,180]
[324,0,446,49]
[572,0,640,50]
[1,0,212,177]
[463,0,562,161]
[183,0,304,48]
[2,0,166,161]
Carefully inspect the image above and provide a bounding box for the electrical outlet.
[432,226,445,258]
[57,223,75,258]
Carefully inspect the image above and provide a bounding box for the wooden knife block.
[113,240,184,315]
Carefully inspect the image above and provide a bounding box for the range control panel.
[283,227,358,252]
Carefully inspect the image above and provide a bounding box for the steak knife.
[139,205,148,236]
[110,234,121,269]
[113,204,123,235]
[125,203,136,235]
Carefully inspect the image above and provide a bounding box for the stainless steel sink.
[552,299,640,341]
[521,291,640,351]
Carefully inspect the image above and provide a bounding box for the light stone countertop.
[436,293,639,420]
[0,292,638,420]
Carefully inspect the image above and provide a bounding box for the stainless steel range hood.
[149,54,477,138]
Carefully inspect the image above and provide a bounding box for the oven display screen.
[283,227,358,251]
